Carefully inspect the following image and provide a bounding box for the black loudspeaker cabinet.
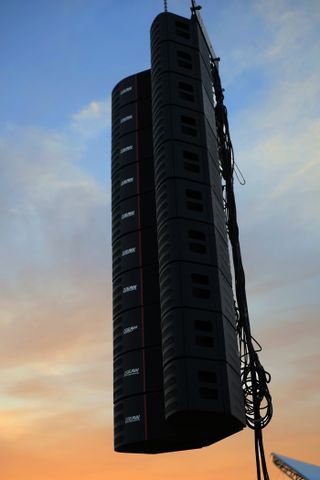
[112,71,166,453]
[151,11,246,443]
[112,10,246,454]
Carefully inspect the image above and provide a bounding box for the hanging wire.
[234,160,246,185]
[210,56,273,480]
[164,0,168,12]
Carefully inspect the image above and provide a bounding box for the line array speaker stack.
[112,71,165,453]
[151,12,245,444]
[111,11,246,455]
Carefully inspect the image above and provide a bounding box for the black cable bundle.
[210,58,273,480]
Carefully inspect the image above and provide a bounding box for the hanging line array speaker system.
[111,11,246,455]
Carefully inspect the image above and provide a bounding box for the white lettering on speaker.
[120,177,134,187]
[120,114,133,124]
[122,247,136,257]
[120,145,133,155]
[125,415,141,424]
[122,285,137,294]
[123,325,138,335]
[124,368,140,377]
[120,86,133,96]
[121,210,135,220]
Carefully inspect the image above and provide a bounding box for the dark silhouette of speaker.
[151,12,245,443]
[112,70,213,453]
[112,70,164,453]
[112,11,246,454]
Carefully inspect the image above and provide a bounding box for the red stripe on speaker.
[135,74,148,441]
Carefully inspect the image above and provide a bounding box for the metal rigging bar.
[190,0,219,67]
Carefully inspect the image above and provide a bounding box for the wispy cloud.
[216,0,320,84]
[219,1,320,315]
[71,98,111,137]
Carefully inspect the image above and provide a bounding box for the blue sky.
[0,1,320,479]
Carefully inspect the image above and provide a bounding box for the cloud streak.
[0,99,112,452]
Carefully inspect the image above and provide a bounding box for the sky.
[0,0,320,479]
